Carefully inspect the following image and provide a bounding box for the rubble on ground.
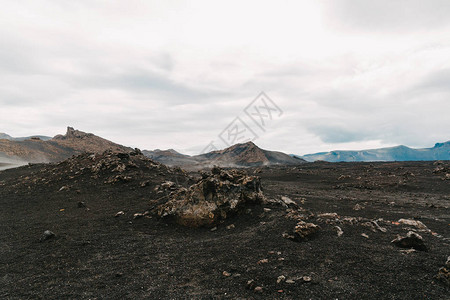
[436,256,450,286]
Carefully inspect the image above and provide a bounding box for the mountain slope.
[0,132,52,141]
[0,127,132,164]
[143,142,306,168]
[300,141,450,162]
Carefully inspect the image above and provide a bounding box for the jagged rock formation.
[157,166,264,227]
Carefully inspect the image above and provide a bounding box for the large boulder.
[157,167,264,227]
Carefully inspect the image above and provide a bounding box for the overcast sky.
[1,0,449,155]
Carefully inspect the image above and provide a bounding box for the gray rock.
[391,231,427,251]
[40,230,55,242]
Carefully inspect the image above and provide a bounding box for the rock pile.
[157,166,264,227]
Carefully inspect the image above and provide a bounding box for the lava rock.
[157,167,264,227]
[291,221,320,241]
[40,230,55,242]
[391,231,428,251]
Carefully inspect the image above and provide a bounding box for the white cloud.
[0,0,449,155]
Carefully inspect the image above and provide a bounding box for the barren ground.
[0,159,449,299]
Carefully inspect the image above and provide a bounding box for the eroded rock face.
[157,166,264,227]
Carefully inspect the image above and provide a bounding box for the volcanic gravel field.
[0,153,449,299]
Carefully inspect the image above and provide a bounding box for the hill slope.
[300,141,450,162]
[0,127,132,165]
[144,142,306,168]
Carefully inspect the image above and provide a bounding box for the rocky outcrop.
[157,166,264,227]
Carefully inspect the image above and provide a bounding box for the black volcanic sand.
[0,158,449,299]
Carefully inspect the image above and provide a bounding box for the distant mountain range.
[0,132,52,141]
[298,141,450,162]
[144,141,306,168]
[1,127,448,170]
[0,127,305,170]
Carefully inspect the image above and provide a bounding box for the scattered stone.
[436,256,450,286]
[58,186,69,192]
[361,233,369,239]
[226,224,235,230]
[371,220,387,233]
[398,219,429,231]
[285,279,295,284]
[115,211,125,217]
[257,259,268,264]
[353,203,364,211]
[254,286,263,293]
[291,221,320,241]
[303,276,312,282]
[133,213,144,219]
[246,279,257,290]
[40,230,55,242]
[77,201,86,208]
[263,208,272,212]
[333,225,343,237]
[210,227,217,232]
[400,249,416,254]
[280,196,297,208]
[232,273,241,278]
[277,275,286,283]
[317,212,339,219]
[222,271,231,277]
[391,231,428,251]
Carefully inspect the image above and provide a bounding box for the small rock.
[246,279,257,290]
[254,286,263,293]
[277,275,286,283]
[133,213,144,219]
[361,233,369,239]
[222,271,231,277]
[232,273,241,278]
[257,258,268,264]
[280,196,297,207]
[77,201,86,208]
[210,227,217,232]
[391,231,428,251]
[398,219,429,231]
[58,186,69,192]
[400,249,416,254]
[303,276,312,282]
[40,230,55,242]
[285,279,295,284]
[115,211,125,217]
[263,208,272,212]
[292,221,320,241]
[226,224,235,230]
[353,203,364,211]
[317,212,339,219]
[335,226,344,237]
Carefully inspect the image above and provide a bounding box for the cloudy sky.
[1,0,449,155]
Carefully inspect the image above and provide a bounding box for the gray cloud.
[323,0,450,32]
